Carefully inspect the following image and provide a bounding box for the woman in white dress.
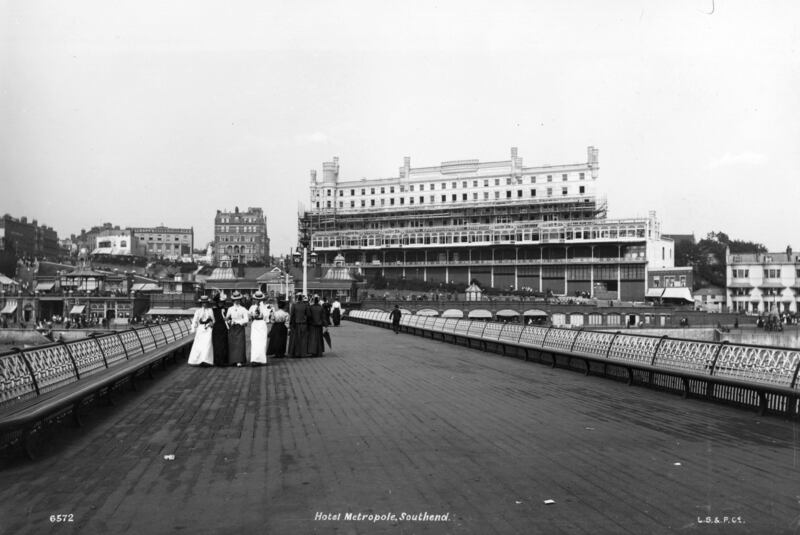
[188,295,215,366]
[248,290,273,366]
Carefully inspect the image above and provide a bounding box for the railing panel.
[97,334,128,366]
[400,314,413,326]
[654,339,718,374]
[0,354,38,407]
[119,330,144,358]
[453,320,471,336]
[25,346,78,395]
[66,339,106,378]
[518,326,550,348]
[482,322,505,341]
[714,345,800,388]
[467,321,488,339]
[498,324,523,344]
[151,325,168,347]
[429,318,447,333]
[571,331,617,359]
[441,318,459,334]
[542,328,580,353]
[607,334,659,365]
[138,328,157,353]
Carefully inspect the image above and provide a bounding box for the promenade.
[1,320,798,534]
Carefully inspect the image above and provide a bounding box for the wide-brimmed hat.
[231,291,243,301]
[198,295,210,304]
[253,290,265,300]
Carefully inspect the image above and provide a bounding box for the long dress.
[226,303,249,365]
[307,303,328,357]
[288,301,311,357]
[267,308,290,357]
[331,301,342,326]
[188,307,214,366]
[211,304,229,366]
[248,302,272,365]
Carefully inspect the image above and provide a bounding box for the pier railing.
[348,311,800,417]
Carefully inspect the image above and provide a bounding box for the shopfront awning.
[131,283,162,292]
[468,309,493,319]
[496,309,520,317]
[661,287,694,302]
[646,288,665,298]
[0,275,17,285]
[69,305,86,315]
[0,300,17,314]
[727,282,753,289]
[35,282,55,291]
[758,282,786,289]
[416,309,439,316]
[145,307,197,316]
[441,309,464,318]
[523,309,548,317]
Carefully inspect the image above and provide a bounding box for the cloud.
[294,131,329,145]
[706,151,767,169]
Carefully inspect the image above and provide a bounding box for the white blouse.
[225,303,250,326]
[191,307,214,332]
[249,302,273,322]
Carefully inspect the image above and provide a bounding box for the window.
[506,191,512,198]
[579,172,585,180]
[339,190,343,196]
[370,187,375,194]
[390,186,395,193]
[327,189,331,196]
[419,196,424,204]
[409,197,414,204]
[473,180,478,187]
[653,276,660,287]
[562,187,568,195]
[441,195,446,202]
[350,201,355,208]
[517,190,523,197]
[531,189,536,197]
[462,181,467,188]
[361,200,365,207]
[484,192,489,200]
[380,187,385,194]
[562,174,567,181]
[390,198,395,205]
[339,201,343,208]
[430,195,435,203]
[351,189,355,196]
[326,201,331,208]
[506,177,512,185]
[441,182,446,190]
[462,193,467,200]
[316,202,320,208]
[361,188,365,195]
[400,185,405,192]
[452,194,457,201]
[579,186,585,194]
[530,176,536,183]
[484,179,489,187]
[400,198,405,205]
[495,179,500,186]
[473,193,478,200]
[547,175,552,182]
[495,191,500,199]
[410,185,414,192]
[380,199,385,206]
[547,188,552,196]
[452,182,457,188]
[420,184,424,191]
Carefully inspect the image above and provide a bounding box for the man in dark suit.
[390,305,402,334]
[288,294,311,357]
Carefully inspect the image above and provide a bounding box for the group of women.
[187,290,291,367]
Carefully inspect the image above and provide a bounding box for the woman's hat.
[231,291,243,300]
[198,295,210,304]
[253,290,265,300]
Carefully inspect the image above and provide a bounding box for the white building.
[726,247,800,314]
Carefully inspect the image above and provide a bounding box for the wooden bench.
[0,320,193,458]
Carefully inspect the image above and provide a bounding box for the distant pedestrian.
[390,305,402,334]
[267,300,290,358]
[331,299,342,327]
[248,291,271,366]
[225,291,249,366]
[211,293,229,366]
[307,295,328,357]
[288,294,311,357]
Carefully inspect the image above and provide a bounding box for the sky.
[2,0,799,256]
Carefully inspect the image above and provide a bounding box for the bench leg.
[626,367,634,386]
[681,377,690,399]
[22,427,37,461]
[72,402,82,428]
[758,392,768,415]
[550,353,557,369]
[583,358,590,376]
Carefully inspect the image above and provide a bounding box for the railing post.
[14,347,40,396]
[708,341,728,377]
[131,327,146,353]
[791,354,800,390]
[650,335,669,366]
[60,340,82,379]
[116,332,130,360]
[89,334,110,368]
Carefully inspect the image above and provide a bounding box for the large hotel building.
[301,147,674,300]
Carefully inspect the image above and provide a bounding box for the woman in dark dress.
[307,295,328,357]
[225,291,249,366]
[267,300,290,358]
[211,293,229,366]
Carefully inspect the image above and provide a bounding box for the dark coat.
[290,301,311,326]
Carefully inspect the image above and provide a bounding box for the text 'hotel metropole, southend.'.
[300,147,674,301]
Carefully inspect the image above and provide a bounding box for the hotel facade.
[726,248,800,314]
[301,147,674,301]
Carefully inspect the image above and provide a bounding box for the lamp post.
[292,229,316,298]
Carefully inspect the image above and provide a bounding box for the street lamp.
[293,228,316,298]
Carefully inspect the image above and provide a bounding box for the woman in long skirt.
[211,293,229,366]
[307,295,327,357]
[331,299,342,327]
[267,300,290,357]
[225,291,249,366]
[188,296,214,366]
[248,290,271,366]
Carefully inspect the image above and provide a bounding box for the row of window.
[732,268,800,278]
[218,216,260,224]
[215,226,264,234]
[317,187,586,209]
[217,236,261,243]
[138,235,190,241]
[322,173,587,197]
